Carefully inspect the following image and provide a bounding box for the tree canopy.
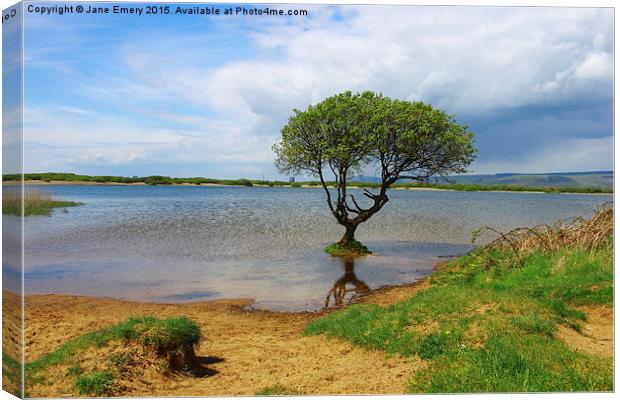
[274,91,476,254]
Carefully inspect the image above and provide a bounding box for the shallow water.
[15,185,611,311]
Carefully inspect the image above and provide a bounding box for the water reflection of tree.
[325,258,370,308]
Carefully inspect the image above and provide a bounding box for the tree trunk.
[338,223,357,246]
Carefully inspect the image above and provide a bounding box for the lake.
[12,185,611,311]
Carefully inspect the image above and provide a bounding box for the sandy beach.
[6,281,430,397]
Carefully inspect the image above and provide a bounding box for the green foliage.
[74,370,115,396]
[273,91,476,179]
[273,91,477,245]
[324,240,370,257]
[256,385,302,396]
[3,172,271,187]
[290,182,302,188]
[306,243,613,392]
[144,175,173,185]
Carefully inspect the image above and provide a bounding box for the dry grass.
[474,204,613,267]
[3,188,82,216]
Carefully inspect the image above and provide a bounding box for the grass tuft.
[113,316,201,351]
[510,314,556,337]
[74,370,115,396]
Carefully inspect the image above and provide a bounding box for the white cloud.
[22,105,275,173]
[573,52,613,81]
[115,7,612,119]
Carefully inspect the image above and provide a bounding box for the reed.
[474,204,613,267]
[2,189,82,216]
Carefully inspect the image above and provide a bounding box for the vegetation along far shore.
[2,172,612,194]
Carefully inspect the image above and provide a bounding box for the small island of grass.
[3,190,83,216]
[324,240,371,257]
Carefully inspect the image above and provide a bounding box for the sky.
[11,3,615,179]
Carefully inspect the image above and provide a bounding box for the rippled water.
[15,185,610,311]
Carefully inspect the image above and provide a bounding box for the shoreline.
[15,270,435,315]
[3,180,613,195]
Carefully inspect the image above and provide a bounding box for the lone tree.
[273,91,476,256]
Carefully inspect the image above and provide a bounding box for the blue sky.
[15,3,614,179]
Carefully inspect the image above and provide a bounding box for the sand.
[16,284,427,397]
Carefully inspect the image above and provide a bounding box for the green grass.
[4,172,612,193]
[3,190,82,216]
[2,351,23,397]
[74,370,115,396]
[324,240,371,257]
[305,244,613,392]
[256,384,302,396]
[114,315,201,352]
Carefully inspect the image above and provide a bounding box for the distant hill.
[354,171,613,189]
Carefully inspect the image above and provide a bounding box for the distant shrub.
[291,182,302,188]
[144,176,173,185]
